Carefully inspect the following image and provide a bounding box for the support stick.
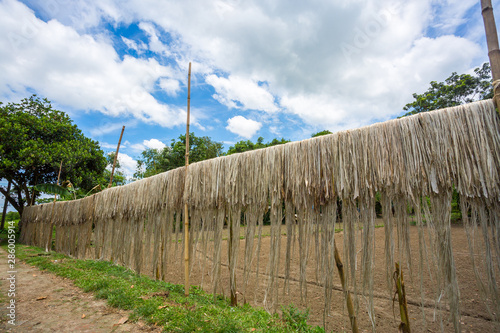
[184,62,192,296]
[334,242,359,333]
[108,125,125,188]
[394,262,411,333]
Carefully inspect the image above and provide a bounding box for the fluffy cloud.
[122,36,147,54]
[116,153,137,180]
[86,0,484,126]
[0,0,186,127]
[127,138,166,153]
[226,116,262,139]
[206,74,278,113]
[143,138,166,150]
[0,0,490,140]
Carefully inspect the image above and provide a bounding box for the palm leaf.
[34,183,71,197]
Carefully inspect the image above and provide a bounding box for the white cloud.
[138,21,171,56]
[0,0,491,141]
[226,116,262,139]
[159,78,181,96]
[90,122,128,138]
[105,152,137,180]
[127,138,166,153]
[100,142,119,149]
[206,74,279,113]
[143,138,166,150]
[116,153,137,180]
[121,36,147,54]
[0,0,187,128]
[88,0,484,125]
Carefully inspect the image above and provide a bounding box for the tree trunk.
[0,183,20,215]
[1,180,12,230]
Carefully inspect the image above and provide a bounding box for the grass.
[1,241,324,333]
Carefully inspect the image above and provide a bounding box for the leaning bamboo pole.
[46,161,63,252]
[481,0,500,109]
[108,125,125,188]
[184,62,192,296]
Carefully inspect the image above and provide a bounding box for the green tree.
[134,148,168,179]
[311,130,332,138]
[226,137,290,155]
[401,62,493,117]
[0,95,107,215]
[134,133,224,179]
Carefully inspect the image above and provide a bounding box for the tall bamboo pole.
[108,125,125,188]
[481,0,500,108]
[184,62,192,296]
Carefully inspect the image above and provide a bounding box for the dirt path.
[0,248,160,333]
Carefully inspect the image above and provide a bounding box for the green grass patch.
[1,242,324,332]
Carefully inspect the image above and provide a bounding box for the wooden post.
[394,262,411,333]
[108,125,125,188]
[0,180,12,230]
[184,62,192,296]
[334,242,359,333]
[481,0,500,108]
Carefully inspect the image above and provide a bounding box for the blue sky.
[0,0,498,180]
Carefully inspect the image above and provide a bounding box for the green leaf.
[34,183,71,197]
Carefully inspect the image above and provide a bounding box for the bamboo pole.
[229,215,237,306]
[394,262,411,333]
[30,173,38,206]
[481,0,500,108]
[184,62,192,296]
[108,125,125,188]
[334,242,359,333]
[46,161,63,252]
[0,180,12,230]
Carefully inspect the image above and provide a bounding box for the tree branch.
[0,186,21,213]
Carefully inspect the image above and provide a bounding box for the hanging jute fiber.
[20,99,500,332]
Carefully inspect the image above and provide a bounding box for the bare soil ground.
[1,221,499,333]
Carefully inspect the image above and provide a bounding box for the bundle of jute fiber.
[20,99,499,332]
[181,99,499,331]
